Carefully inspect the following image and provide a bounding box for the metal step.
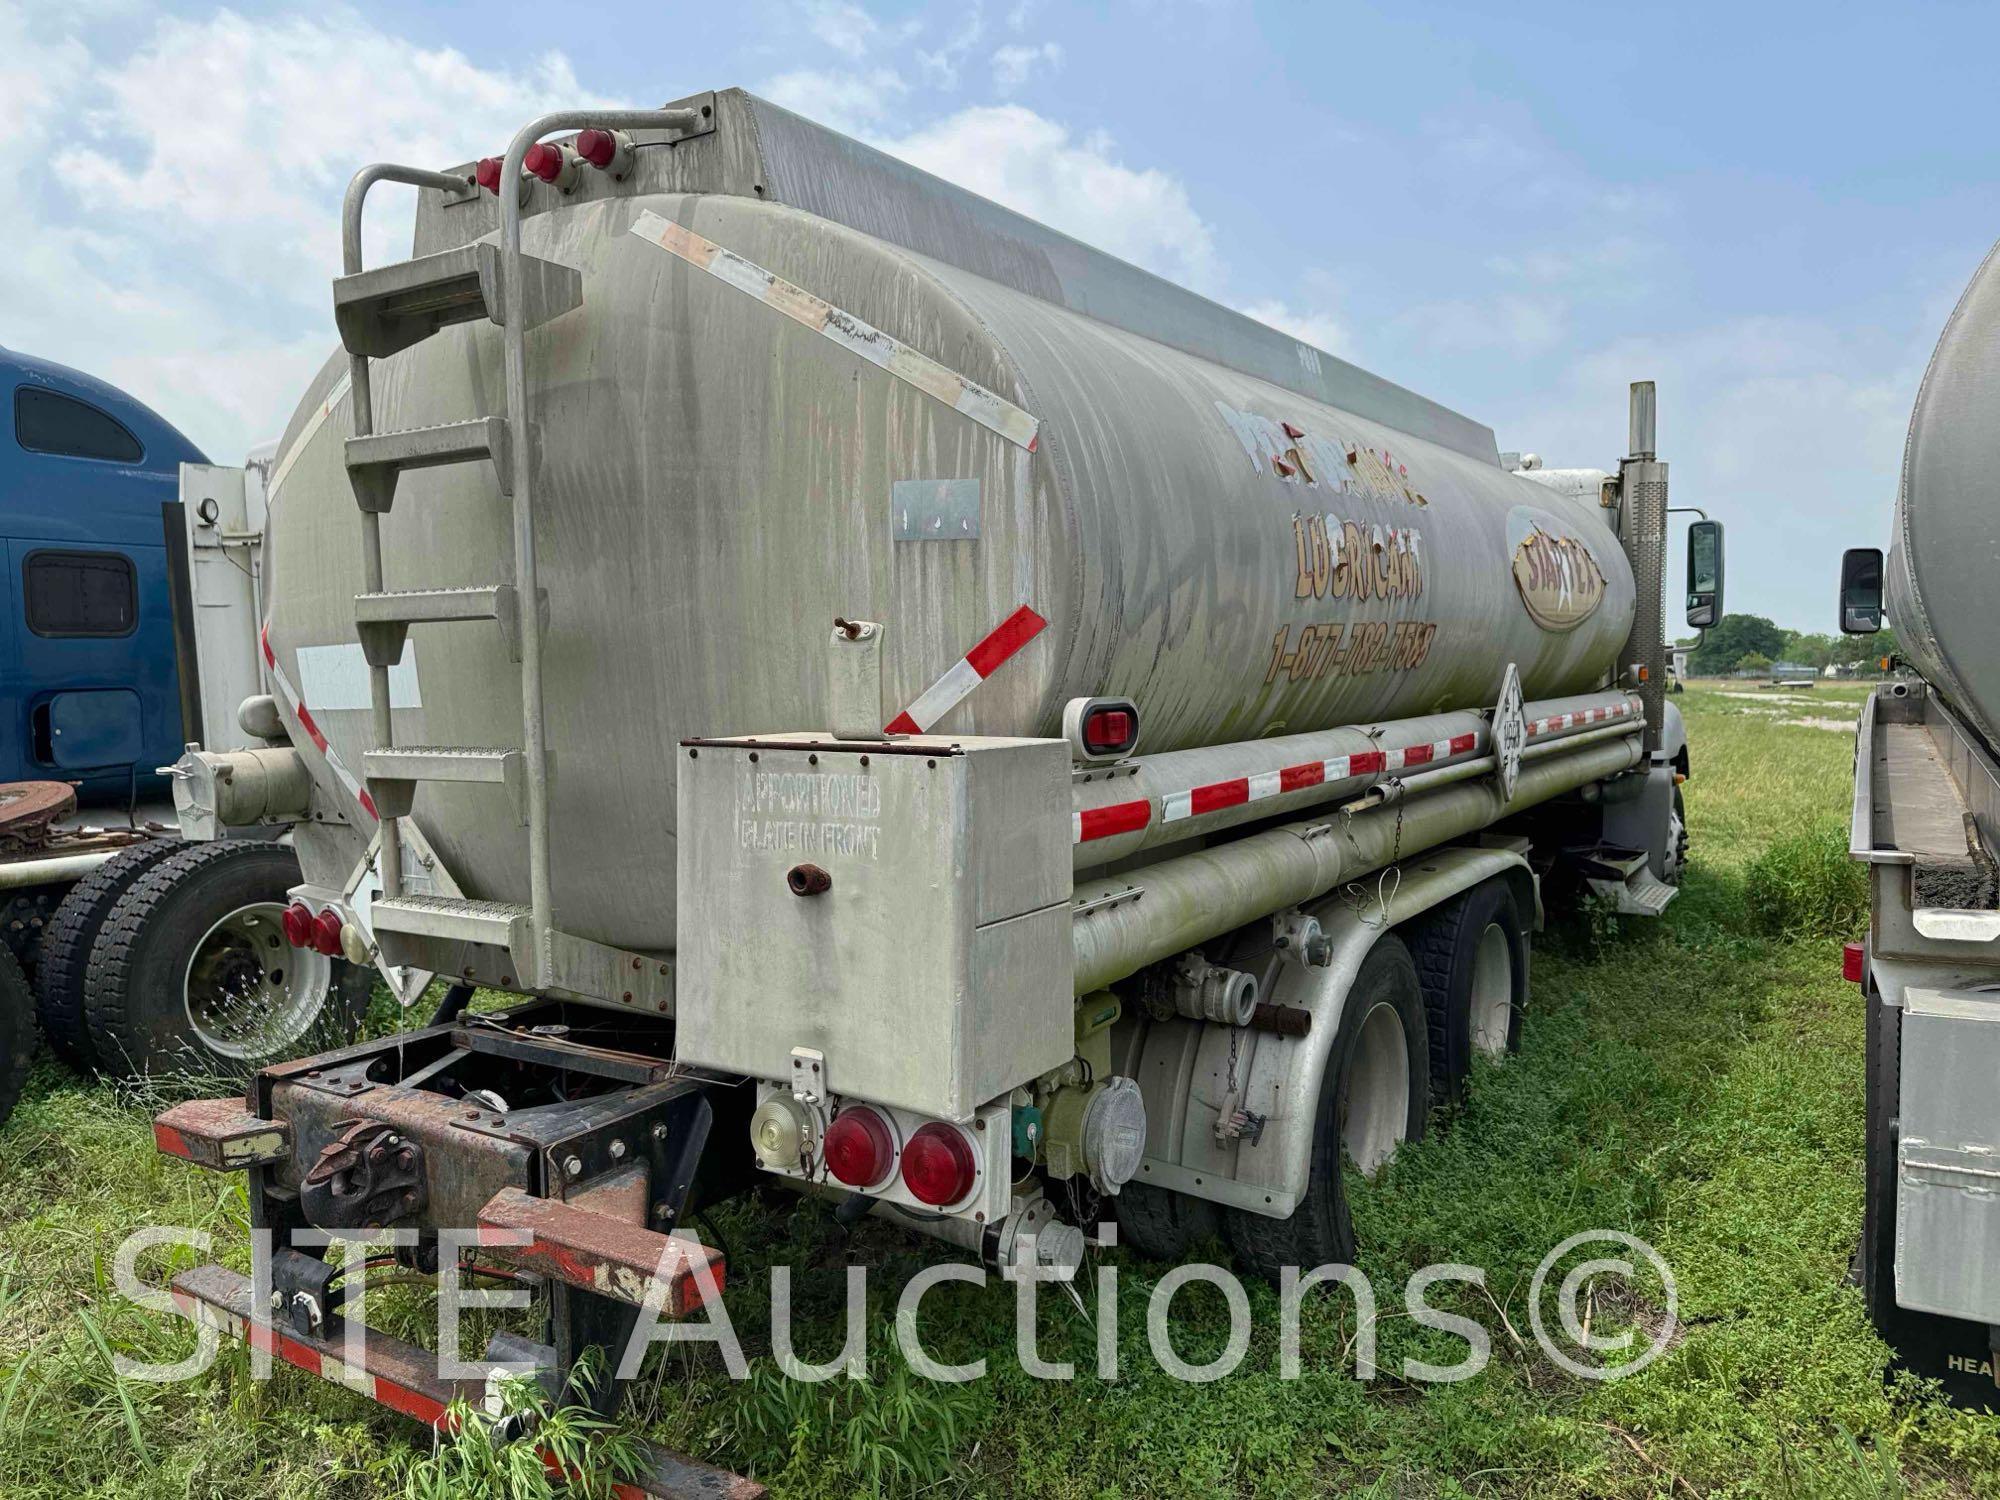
[346,417,509,513]
[353,584,531,666]
[332,241,583,359]
[371,893,532,951]
[1587,868,1680,918]
[364,745,526,822]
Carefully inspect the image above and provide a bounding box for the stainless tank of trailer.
[263,89,1635,952]
[1889,237,2000,751]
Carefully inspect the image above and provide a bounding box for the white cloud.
[4,3,619,460]
[804,0,883,58]
[882,106,1220,289]
[915,7,985,88]
[762,67,909,132]
[991,41,1061,92]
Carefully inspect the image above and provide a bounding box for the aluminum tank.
[263,90,1635,953]
[1889,237,2000,750]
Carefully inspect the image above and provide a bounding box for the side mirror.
[1839,547,1884,635]
[1685,519,1724,629]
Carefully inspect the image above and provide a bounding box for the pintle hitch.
[301,1119,429,1231]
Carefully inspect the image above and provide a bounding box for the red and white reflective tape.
[265,370,352,503]
[1073,799,1150,843]
[262,625,378,820]
[1527,701,1634,737]
[1154,731,1480,828]
[885,605,1047,736]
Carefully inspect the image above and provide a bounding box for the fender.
[1113,844,1533,1219]
[1656,698,1688,772]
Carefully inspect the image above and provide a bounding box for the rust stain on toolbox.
[478,1187,724,1316]
[153,1097,290,1170]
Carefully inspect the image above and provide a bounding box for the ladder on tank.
[328,109,701,1005]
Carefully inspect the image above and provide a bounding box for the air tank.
[1888,236,2000,750]
[262,90,1635,952]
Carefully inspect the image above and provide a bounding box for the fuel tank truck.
[154,89,1716,1452]
[1840,236,2000,1409]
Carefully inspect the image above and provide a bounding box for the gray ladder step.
[354,584,532,666]
[364,746,525,822]
[346,417,509,513]
[372,894,531,958]
[332,241,583,359]
[1587,869,1680,918]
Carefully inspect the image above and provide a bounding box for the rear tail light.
[281,902,313,948]
[1843,941,1865,984]
[575,128,634,178]
[310,909,345,957]
[824,1106,897,1188]
[901,1122,978,1206]
[474,157,504,193]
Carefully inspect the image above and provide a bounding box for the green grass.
[2,681,1996,1497]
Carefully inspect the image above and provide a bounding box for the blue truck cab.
[1,349,206,800]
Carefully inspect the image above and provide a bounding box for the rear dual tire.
[83,842,374,1080]
[36,840,183,1070]
[1407,880,1529,1106]
[0,944,37,1128]
[1226,937,1429,1276]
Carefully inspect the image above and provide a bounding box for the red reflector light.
[524,143,563,182]
[281,901,313,948]
[1843,941,1865,984]
[474,157,503,193]
[1083,708,1136,754]
[576,129,616,168]
[824,1107,895,1189]
[901,1122,977,1206]
[310,909,345,957]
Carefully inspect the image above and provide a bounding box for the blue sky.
[8,0,1997,629]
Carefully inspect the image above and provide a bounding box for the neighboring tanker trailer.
[1838,237,2000,1409]
[152,89,1721,1475]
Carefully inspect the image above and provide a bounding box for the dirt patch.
[1782,718,1856,734]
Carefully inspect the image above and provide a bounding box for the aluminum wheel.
[182,900,331,1061]
[1342,999,1412,1176]
[1469,921,1515,1058]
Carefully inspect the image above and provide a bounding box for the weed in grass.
[1744,818,1870,939]
[394,1359,643,1500]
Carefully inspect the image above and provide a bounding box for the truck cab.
[0,348,206,800]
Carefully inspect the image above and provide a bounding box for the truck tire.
[1859,968,1999,1409]
[0,943,36,1128]
[35,840,183,1070]
[1227,937,1429,1278]
[1114,1179,1221,1260]
[84,842,375,1079]
[1406,880,1528,1105]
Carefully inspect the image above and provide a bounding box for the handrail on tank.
[340,163,475,277]
[495,108,702,983]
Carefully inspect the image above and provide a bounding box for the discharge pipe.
[1071,731,1644,993]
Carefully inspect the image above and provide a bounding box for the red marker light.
[310,909,345,957]
[824,1106,895,1189]
[474,157,504,194]
[282,901,314,948]
[1843,941,1865,984]
[1084,708,1134,752]
[901,1122,978,1207]
[524,143,563,182]
[576,129,617,168]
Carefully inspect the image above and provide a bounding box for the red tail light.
[282,901,313,948]
[1843,941,1865,983]
[310,909,345,957]
[576,129,618,167]
[824,1106,896,1189]
[474,157,504,194]
[901,1122,978,1206]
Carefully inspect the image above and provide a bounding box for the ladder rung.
[365,746,526,822]
[346,417,509,512]
[355,585,510,625]
[372,894,530,950]
[332,242,583,359]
